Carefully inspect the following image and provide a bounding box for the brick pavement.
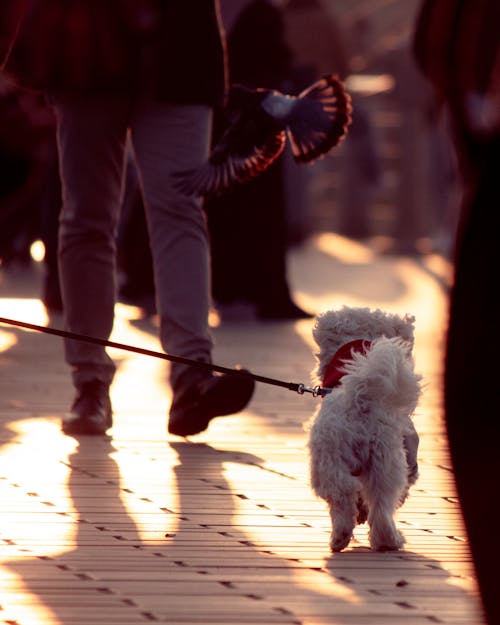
[0,234,484,624]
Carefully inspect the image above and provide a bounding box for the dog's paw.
[330,529,353,552]
[371,529,405,552]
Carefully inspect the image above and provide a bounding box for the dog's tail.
[340,337,422,418]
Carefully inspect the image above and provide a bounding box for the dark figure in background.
[281,0,351,243]
[282,0,380,242]
[0,77,55,269]
[1,0,255,438]
[38,148,63,313]
[281,0,349,92]
[205,0,312,321]
[414,2,500,624]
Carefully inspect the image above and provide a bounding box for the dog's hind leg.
[365,460,407,551]
[327,485,359,552]
[368,499,404,551]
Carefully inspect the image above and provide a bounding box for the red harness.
[322,339,372,389]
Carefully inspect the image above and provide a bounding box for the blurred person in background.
[205,0,313,321]
[414,2,500,624]
[0,75,55,272]
[282,1,380,242]
[281,0,349,87]
[0,0,255,438]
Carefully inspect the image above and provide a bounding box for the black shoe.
[257,301,314,321]
[168,369,255,437]
[62,380,113,435]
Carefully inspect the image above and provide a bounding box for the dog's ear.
[398,314,416,344]
[312,323,328,346]
[312,311,335,345]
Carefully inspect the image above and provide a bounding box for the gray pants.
[52,95,214,389]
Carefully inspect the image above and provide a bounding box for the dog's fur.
[308,306,421,552]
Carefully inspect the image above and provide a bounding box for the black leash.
[0,316,330,397]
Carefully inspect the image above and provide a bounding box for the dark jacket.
[0,0,228,106]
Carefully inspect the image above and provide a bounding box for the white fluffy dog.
[308,306,421,552]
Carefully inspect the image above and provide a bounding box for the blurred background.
[279,0,459,257]
[1,0,459,305]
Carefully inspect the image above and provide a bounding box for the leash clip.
[296,384,331,397]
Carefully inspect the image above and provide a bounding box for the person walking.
[0,0,255,437]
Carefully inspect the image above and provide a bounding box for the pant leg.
[53,94,130,388]
[129,100,214,387]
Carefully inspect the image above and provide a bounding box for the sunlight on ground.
[97,306,179,536]
[110,445,179,542]
[314,232,376,265]
[292,567,365,606]
[0,419,77,554]
[224,463,365,606]
[109,305,172,441]
[0,297,48,327]
[0,327,17,352]
[293,235,448,382]
[0,420,77,625]
[421,253,454,288]
[0,580,58,625]
[0,298,49,359]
